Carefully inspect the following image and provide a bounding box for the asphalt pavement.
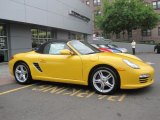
[0,53,160,120]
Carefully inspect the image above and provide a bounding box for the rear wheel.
[90,67,119,94]
[14,62,32,84]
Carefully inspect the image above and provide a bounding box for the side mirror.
[60,49,73,55]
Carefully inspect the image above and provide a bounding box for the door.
[38,42,83,81]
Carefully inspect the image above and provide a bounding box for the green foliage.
[95,0,160,35]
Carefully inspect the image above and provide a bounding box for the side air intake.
[33,63,42,72]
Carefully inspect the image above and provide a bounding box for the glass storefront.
[0,24,8,62]
[68,32,87,41]
[31,28,55,48]
[68,32,76,40]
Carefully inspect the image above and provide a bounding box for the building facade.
[80,0,160,43]
[80,0,103,36]
[0,0,93,62]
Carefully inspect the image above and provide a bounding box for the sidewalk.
[0,63,15,86]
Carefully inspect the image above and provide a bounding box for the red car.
[98,47,112,52]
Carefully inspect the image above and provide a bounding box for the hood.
[116,53,142,61]
[97,52,142,62]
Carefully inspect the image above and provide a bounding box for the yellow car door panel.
[39,54,82,81]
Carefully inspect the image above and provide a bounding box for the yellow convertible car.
[9,40,154,94]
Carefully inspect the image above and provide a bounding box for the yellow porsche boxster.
[9,40,154,94]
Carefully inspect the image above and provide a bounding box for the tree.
[95,0,160,40]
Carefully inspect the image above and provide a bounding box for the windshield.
[69,40,101,55]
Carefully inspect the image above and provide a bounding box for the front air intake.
[139,78,148,83]
[139,74,149,83]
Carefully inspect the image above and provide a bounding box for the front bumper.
[119,65,154,89]
[121,79,154,89]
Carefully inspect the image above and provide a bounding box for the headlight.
[123,59,140,69]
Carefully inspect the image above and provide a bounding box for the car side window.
[43,42,69,55]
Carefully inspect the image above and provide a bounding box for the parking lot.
[0,53,160,120]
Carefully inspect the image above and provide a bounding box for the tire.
[89,67,119,94]
[14,62,32,84]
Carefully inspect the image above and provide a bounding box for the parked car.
[98,44,122,53]
[9,40,154,94]
[91,44,112,52]
[98,47,112,52]
[91,38,127,53]
[107,44,128,53]
[154,43,160,53]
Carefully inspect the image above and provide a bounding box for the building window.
[68,32,87,41]
[93,0,101,6]
[158,27,160,36]
[94,10,101,16]
[0,25,6,36]
[142,29,151,36]
[68,32,76,40]
[116,33,120,39]
[105,34,111,39]
[0,24,8,62]
[153,2,157,9]
[158,1,160,8]
[31,28,55,48]
[128,31,132,38]
[83,34,87,40]
[152,1,160,9]
[86,1,90,5]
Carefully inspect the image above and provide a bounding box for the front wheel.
[14,62,32,84]
[90,67,119,94]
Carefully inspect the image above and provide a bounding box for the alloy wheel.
[15,64,28,83]
[92,69,115,93]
